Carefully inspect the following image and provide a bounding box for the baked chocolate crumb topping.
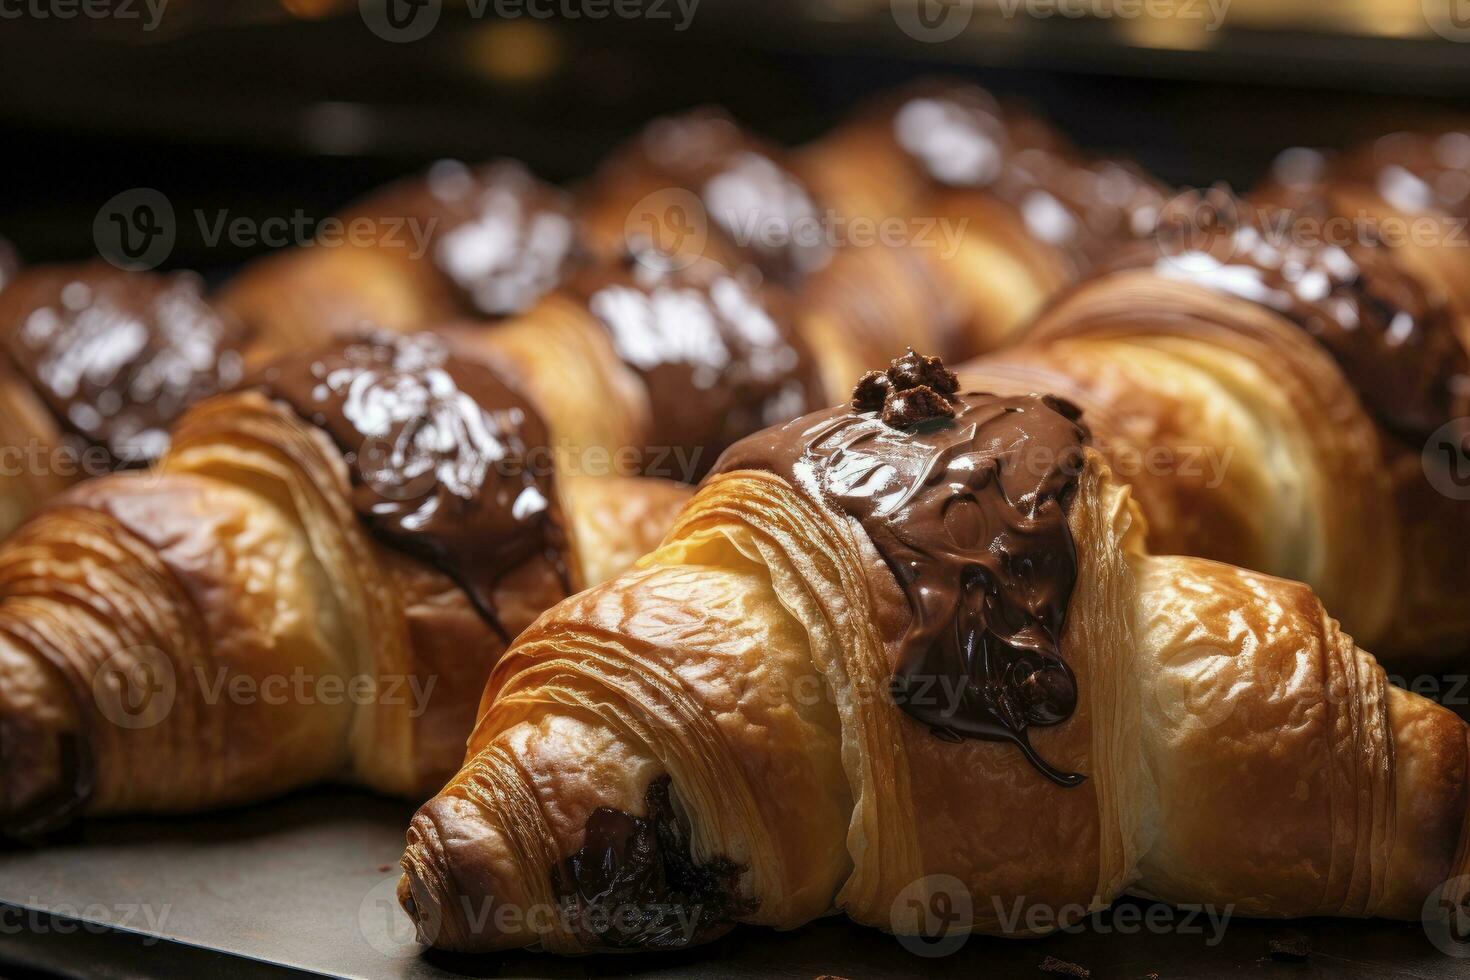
[881,383,955,427]
[851,370,893,412]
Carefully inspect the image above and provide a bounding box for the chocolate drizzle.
[249,332,569,636]
[711,353,1089,786]
[569,247,819,477]
[551,776,750,950]
[0,263,247,465]
[1128,186,1470,441]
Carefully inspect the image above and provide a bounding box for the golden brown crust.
[964,269,1417,659]
[402,453,1469,954]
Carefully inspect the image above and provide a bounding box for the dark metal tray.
[0,787,1464,979]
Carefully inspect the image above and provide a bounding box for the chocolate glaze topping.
[711,352,1088,786]
[1334,131,1470,220]
[569,247,819,478]
[0,263,246,465]
[250,332,569,636]
[604,109,831,283]
[886,84,1164,270]
[551,776,750,950]
[362,159,582,317]
[1123,186,1470,441]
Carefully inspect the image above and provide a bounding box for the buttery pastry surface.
[400,356,1470,954]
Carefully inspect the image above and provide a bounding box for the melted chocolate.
[249,332,569,636]
[1122,187,1470,441]
[0,263,247,465]
[602,109,831,284]
[711,354,1088,786]
[361,159,582,317]
[551,776,750,950]
[1335,130,1470,219]
[569,248,819,477]
[886,84,1164,270]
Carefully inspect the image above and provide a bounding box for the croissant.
[0,261,249,538]
[796,80,1167,355]
[217,158,584,367]
[398,353,1470,954]
[963,187,1470,666]
[0,331,687,834]
[439,247,824,482]
[1257,129,1470,350]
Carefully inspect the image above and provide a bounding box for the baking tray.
[0,787,1464,979]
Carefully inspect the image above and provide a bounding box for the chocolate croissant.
[218,159,584,367]
[963,188,1470,665]
[797,80,1167,356]
[399,355,1469,954]
[0,332,687,834]
[441,247,823,482]
[0,262,249,538]
[1258,129,1470,351]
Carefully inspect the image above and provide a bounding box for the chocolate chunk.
[882,384,955,427]
[851,371,893,412]
[1039,955,1090,978]
[1268,933,1311,961]
[887,348,960,395]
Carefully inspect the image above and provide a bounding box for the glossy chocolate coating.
[362,159,582,318]
[0,263,247,465]
[1123,188,1470,441]
[1335,131,1470,219]
[711,356,1088,786]
[250,332,569,636]
[600,109,831,284]
[886,84,1164,270]
[569,250,819,478]
[551,776,749,950]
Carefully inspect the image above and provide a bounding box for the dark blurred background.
[4,0,1470,278]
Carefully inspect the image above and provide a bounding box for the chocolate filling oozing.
[0,263,247,466]
[249,332,570,637]
[551,776,751,950]
[712,352,1088,786]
